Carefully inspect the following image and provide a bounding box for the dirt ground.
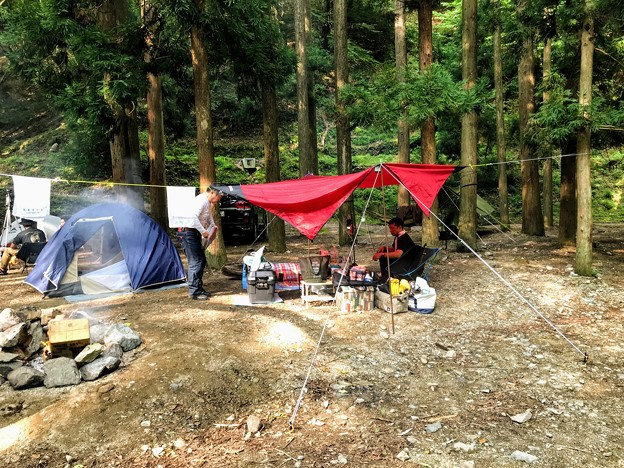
[0,222,623,468]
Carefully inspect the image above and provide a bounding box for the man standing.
[182,188,223,300]
[372,217,423,282]
[0,219,46,275]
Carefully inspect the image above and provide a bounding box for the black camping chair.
[15,242,47,273]
[392,245,441,282]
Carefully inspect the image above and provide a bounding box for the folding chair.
[15,242,47,273]
[393,245,441,282]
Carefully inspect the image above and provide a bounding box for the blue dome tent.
[25,203,186,297]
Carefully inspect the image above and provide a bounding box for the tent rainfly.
[214,163,460,240]
[25,203,186,297]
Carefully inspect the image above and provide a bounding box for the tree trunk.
[146,71,167,228]
[493,0,509,228]
[458,0,478,250]
[575,3,594,275]
[305,0,318,171]
[295,0,313,176]
[518,26,544,236]
[261,79,286,253]
[558,138,576,245]
[190,0,226,269]
[143,0,167,229]
[542,35,553,228]
[334,0,354,246]
[419,0,438,247]
[98,0,143,209]
[395,0,410,210]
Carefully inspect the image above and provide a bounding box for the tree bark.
[558,138,576,245]
[146,71,167,228]
[575,2,594,275]
[518,24,544,236]
[334,0,354,246]
[295,0,313,176]
[143,0,167,229]
[458,0,478,250]
[395,0,410,210]
[542,35,553,228]
[261,78,286,252]
[418,0,438,247]
[191,0,226,268]
[493,0,509,229]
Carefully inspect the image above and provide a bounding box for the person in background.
[372,217,422,282]
[181,188,223,300]
[0,219,46,275]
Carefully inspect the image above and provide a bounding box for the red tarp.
[215,163,459,240]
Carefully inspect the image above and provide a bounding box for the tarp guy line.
[439,186,516,245]
[288,168,382,430]
[402,183,587,361]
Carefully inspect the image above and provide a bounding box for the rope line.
[0,150,604,190]
[399,182,587,359]
[288,170,381,431]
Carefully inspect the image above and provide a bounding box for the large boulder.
[103,324,141,352]
[43,357,81,388]
[8,366,44,390]
[0,322,27,348]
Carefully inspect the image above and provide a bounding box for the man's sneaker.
[0,269,7,276]
[192,293,210,301]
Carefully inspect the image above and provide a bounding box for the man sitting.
[372,217,423,282]
[0,219,47,275]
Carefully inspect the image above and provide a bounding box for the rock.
[336,454,347,465]
[24,321,44,357]
[0,323,27,348]
[104,343,123,360]
[89,323,109,344]
[41,308,64,326]
[103,324,141,351]
[0,308,21,331]
[43,357,81,387]
[246,414,261,433]
[396,449,410,461]
[75,343,105,365]
[0,359,23,378]
[453,442,476,453]
[510,409,532,424]
[15,308,42,323]
[80,355,121,381]
[510,450,538,463]
[7,366,44,389]
[425,421,442,433]
[49,142,59,153]
[0,351,21,363]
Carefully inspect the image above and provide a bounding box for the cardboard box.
[48,319,91,357]
[374,290,409,314]
[336,286,375,313]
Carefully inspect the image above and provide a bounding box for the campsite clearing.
[1,222,623,467]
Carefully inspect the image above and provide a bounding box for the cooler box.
[248,269,277,304]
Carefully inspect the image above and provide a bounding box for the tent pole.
[380,165,395,333]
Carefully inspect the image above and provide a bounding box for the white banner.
[12,175,51,220]
[166,186,196,228]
